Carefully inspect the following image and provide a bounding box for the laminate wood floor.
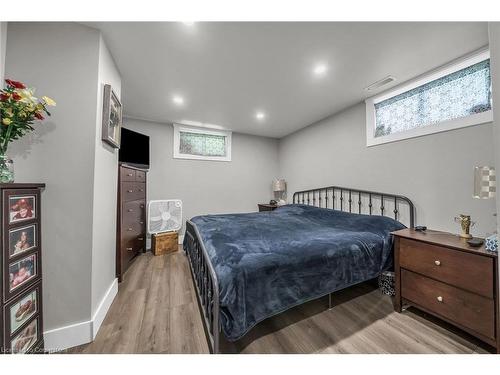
[67,248,493,354]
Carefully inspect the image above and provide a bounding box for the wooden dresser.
[1,183,45,354]
[393,229,499,353]
[117,164,147,282]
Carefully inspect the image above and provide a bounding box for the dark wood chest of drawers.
[117,164,147,282]
[393,229,499,353]
[0,183,45,354]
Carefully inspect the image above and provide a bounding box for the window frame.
[173,123,232,162]
[365,49,492,147]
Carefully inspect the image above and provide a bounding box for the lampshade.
[272,179,286,192]
[473,166,496,199]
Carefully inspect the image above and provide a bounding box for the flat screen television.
[119,127,150,168]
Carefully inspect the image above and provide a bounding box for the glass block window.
[366,50,493,146]
[173,124,232,161]
[179,131,227,157]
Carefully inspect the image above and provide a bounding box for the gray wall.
[0,22,6,84]
[5,22,101,330]
[91,35,121,315]
[124,118,279,235]
[490,22,500,236]
[279,103,497,236]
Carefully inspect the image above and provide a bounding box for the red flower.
[11,92,22,101]
[34,112,44,120]
[0,93,9,101]
[5,79,26,89]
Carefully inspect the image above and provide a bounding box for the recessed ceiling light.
[313,63,328,76]
[172,95,184,105]
[255,111,266,121]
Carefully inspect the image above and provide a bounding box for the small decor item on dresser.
[0,79,56,182]
[454,214,474,239]
[378,271,395,296]
[101,84,122,148]
[485,234,498,252]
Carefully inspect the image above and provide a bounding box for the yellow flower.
[42,96,56,106]
[2,118,12,125]
[5,108,13,117]
[19,89,37,104]
[36,104,43,111]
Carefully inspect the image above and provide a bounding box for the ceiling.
[86,22,489,138]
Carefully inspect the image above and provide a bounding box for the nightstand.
[258,204,278,212]
[393,228,499,353]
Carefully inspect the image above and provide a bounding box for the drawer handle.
[126,247,133,251]
[139,189,144,192]
[127,173,133,177]
[140,205,145,209]
[434,260,441,266]
[127,190,133,193]
[140,221,144,225]
[437,296,443,302]
[138,237,144,241]
[128,209,134,212]
[128,228,133,231]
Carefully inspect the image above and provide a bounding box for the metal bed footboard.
[184,220,221,354]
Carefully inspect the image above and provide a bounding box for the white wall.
[91,35,121,321]
[124,117,279,236]
[279,103,496,236]
[0,22,6,84]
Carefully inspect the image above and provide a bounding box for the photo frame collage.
[2,191,42,353]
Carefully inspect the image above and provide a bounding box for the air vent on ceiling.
[364,76,396,91]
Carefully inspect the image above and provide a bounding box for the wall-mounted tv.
[119,128,150,168]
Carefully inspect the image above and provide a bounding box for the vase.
[0,155,14,183]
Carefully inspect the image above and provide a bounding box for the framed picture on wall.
[8,253,37,293]
[101,84,122,148]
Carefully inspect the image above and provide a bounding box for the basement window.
[365,49,492,146]
[173,124,232,161]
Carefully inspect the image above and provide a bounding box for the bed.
[183,186,415,353]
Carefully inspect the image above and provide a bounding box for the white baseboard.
[91,278,118,339]
[44,320,92,352]
[43,278,118,352]
[178,234,184,244]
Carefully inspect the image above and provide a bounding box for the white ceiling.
[86,22,488,138]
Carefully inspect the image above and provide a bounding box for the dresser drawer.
[401,269,495,339]
[136,170,146,182]
[121,182,146,202]
[120,167,136,181]
[123,200,145,222]
[399,238,493,298]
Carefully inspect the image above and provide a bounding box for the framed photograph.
[9,253,37,293]
[101,84,122,148]
[8,286,39,334]
[9,224,37,258]
[8,195,36,224]
[10,318,38,354]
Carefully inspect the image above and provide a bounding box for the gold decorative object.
[454,214,474,239]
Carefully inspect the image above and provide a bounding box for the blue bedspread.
[186,204,405,341]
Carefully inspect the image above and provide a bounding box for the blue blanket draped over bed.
[186,204,405,341]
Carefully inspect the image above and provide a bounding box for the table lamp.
[473,166,497,251]
[272,179,287,206]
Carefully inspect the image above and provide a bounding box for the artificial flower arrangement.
[0,79,56,182]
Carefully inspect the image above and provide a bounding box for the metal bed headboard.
[292,185,415,228]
